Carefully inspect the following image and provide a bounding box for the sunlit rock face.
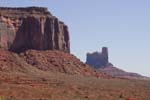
[0,7,70,53]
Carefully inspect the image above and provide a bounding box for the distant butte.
[86,47,145,79]
[86,47,109,68]
[0,7,70,53]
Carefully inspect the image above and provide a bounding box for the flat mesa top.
[0,7,52,17]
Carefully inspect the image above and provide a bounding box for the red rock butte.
[0,7,70,53]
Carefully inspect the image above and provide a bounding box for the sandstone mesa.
[0,7,70,53]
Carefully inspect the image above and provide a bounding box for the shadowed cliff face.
[0,7,70,53]
[86,47,109,68]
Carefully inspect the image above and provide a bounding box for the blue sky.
[1,0,150,76]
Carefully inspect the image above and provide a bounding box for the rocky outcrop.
[0,49,112,78]
[98,64,145,79]
[0,7,70,53]
[86,47,145,79]
[86,47,109,68]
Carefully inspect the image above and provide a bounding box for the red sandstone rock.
[0,7,70,53]
[21,50,109,78]
[0,49,111,78]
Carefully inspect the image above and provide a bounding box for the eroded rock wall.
[0,7,70,53]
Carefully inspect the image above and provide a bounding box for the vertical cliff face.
[101,47,109,66]
[0,7,70,53]
[86,47,109,68]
